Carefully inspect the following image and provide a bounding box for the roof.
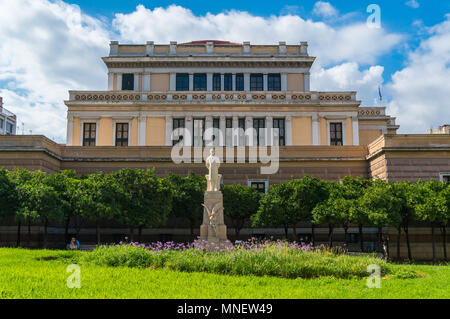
[180,40,241,46]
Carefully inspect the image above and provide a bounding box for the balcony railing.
[68,91,358,104]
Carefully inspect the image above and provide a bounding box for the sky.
[0,0,449,142]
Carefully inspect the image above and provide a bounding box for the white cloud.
[113,5,402,66]
[387,15,450,133]
[312,62,384,105]
[312,1,338,18]
[405,0,420,9]
[0,0,110,142]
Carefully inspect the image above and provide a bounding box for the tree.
[114,169,173,242]
[168,172,205,237]
[9,168,33,247]
[0,168,19,245]
[415,180,448,263]
[312,194,345,247]
[76,172,119,245]
[223,184,260,236]
[359,180,400,258]
[16,171,64,249]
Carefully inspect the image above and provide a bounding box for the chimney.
[170,41,177,54]
[300,42,308,55]
[278,41,286,54]
[243,41,251,54]
[109,41,119,56]
[146,41,154,55]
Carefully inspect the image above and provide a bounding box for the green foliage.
[223,184,260,235]
[167,172,205,234]
[0,168,18,221]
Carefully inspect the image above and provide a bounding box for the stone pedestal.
[200,191,228,242]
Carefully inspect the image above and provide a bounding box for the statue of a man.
[205,148,221,192]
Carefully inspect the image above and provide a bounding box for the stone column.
[165,116,173,146]
[219,116,226,146]
[285,116,292,146]
[189,73,194,91]
[232,74,236,91]
[232,116,239,146]
[312,114,320,145]
[281,73,287,91]
[143,73,151,91]
[108,73,114,90]
[169,73,176,91]
[133,74,139,91]
[66,115,74,146]
[117,73,123,91]
[245,116,253,146]
[138,116,146,146]
[207,73,213,91]
[244,73,250,91]
[205,116,213,146]
[220,74,225,91]
[265,116,272,146]
[352,116,359,146]
[185,116,193,146]
[263,73,268,91]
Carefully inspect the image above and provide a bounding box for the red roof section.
[180,40,240,46]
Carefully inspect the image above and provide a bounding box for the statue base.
[199,191,228,242]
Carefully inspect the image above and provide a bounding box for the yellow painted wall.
[98,117,113,146]
[287,74,305,91]
[151,73,170,91]
[130,117,139,146]
[146,117,166,146]
[360,129,383,146]
[291,116,312,145]
[72,117,80,146]
[320,118,327,145]
[345,117,353,146]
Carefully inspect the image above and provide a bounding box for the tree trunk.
[403,225,412,261]
[138,225,143,243]
[129,226,134,242]
[16,220,21,247]
[190,219,195,237]
[359,224,364,252]
[27,219,31,248]
[235,226,240,237]
[283,225,288,239]
[64,216,70,245]
[311,224,315,247]
[442,226,447,262]
[343,225,348,248]
[96,221,101,246]
[377,226,383,255]
[43,219,48,249]
[396,226,401,261]
[431,224,436,264]
[292,224,298,241]
[328,224,334,248]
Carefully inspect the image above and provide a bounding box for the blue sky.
[0,0,449,141]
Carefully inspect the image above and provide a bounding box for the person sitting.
[68,237,80,250]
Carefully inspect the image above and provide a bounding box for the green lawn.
[0,248,448,299]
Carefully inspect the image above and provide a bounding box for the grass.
[0,248,449,299]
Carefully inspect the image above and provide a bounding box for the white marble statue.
[205,148,221,192]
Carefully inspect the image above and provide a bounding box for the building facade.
[0,97,17,136]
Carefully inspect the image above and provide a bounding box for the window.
[6,122,14,134]
[83,123,96,146]
[194,73,207,91]
[250,181,268,194]
[213,74,221,91]
[0,119,3,129]
[224,74,232,91]
[330,122,343,146]
[273,118,285,146]
[193,118,205,147]
[115,123,129,146]
[253,118,266,146]
[268,74,281,91]
[238,118,246,146]
[176,74,189,91]
[173,118,185,145]
[250,74,264,91]
[236,74,244,91]
[226,118,233,146]
[122,73,134,91]
[440,173,450,183]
